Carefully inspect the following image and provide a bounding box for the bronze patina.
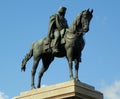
[21,8,93,89]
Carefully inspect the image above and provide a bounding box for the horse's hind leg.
[37,57,54,88]
[31,57,40,89]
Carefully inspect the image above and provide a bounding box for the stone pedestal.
[13,80,103,99]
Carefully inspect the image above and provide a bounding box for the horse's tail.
[21,46,33,72]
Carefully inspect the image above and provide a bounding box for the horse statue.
[21,9,93,89]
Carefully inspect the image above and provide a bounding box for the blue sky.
[0,0,120,99]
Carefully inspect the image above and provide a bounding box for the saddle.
[43,30,66,53]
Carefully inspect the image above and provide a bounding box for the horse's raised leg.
[21,49,33,71]
[74,58,80,81]
[37,57,54,88]
[31,58,40,89]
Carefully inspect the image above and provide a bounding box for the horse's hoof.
[31,86,36,90]
[37,85,41,88]
[75,78,80,82]
[70,77,74,80]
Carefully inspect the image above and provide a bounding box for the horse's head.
[70,9,93,35]
[81,9,93,33]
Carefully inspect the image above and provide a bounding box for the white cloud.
[101,80,120,99]
[41,84,47,87]
[0,92,9,99]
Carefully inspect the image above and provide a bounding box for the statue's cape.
[48,13,68,36]
[50,14,57,22]
[48,14,57,36]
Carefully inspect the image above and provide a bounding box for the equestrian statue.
[21,7,93,89]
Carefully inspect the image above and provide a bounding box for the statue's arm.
[47,14,56,38]
[65,19,69,28]
[55,14,60,30]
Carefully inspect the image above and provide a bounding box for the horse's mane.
[69,12,83,33]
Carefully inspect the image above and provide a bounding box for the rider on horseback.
[47,6,68,53]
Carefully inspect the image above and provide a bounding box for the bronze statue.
[21,8,93,89]
[47,6,68,53]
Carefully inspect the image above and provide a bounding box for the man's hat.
[58,6,67,13]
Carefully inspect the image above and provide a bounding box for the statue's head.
[80,9,93,33]
[58,6,67,16]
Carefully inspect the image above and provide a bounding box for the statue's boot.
[52,37,60,54]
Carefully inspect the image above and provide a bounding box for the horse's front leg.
[66,48,74,80]
[67,58,74,80]
[74,58,80,81]
[31,58,39,89]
